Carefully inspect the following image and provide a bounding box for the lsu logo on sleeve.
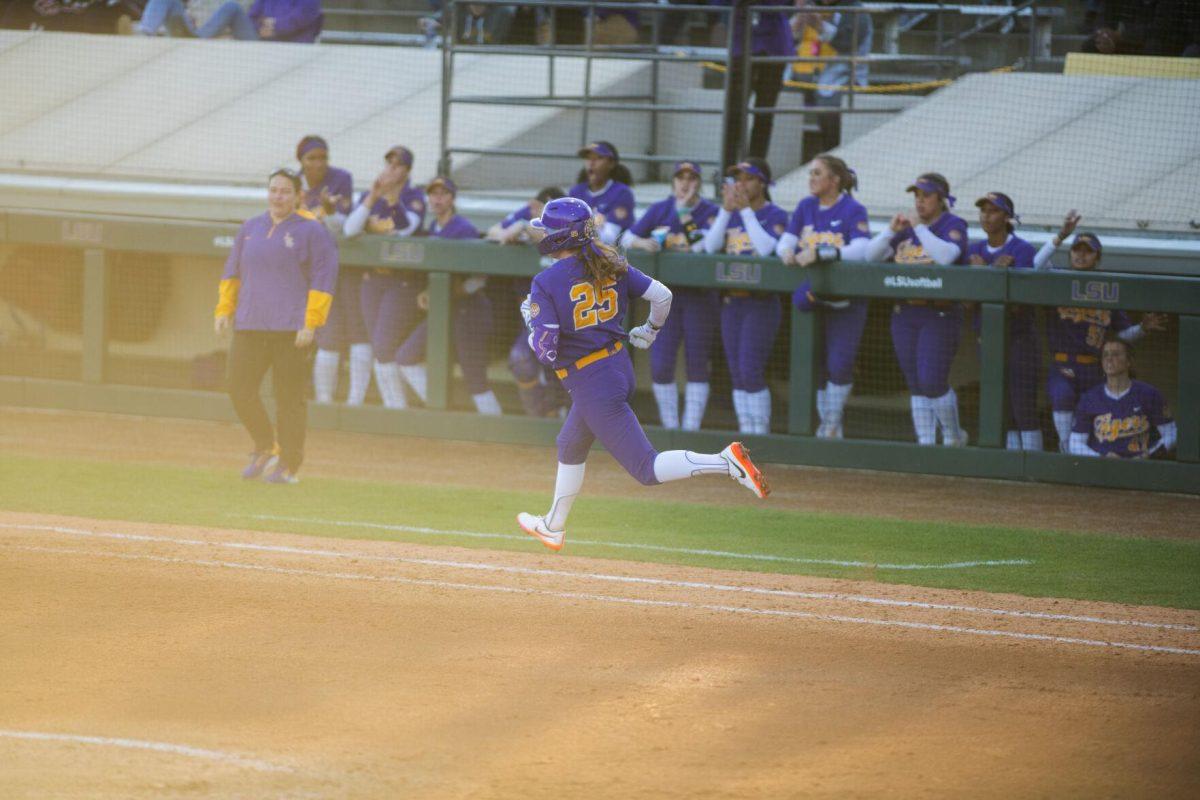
[570,279,618,329]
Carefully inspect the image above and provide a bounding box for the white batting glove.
[628,322,659,349]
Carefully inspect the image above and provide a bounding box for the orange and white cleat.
[720,442,770,499]
[517,512,565,552]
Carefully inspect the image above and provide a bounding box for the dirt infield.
[2,512,1198,799]
[2,408,1199,797]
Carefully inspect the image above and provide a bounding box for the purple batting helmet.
[530,196,594,256]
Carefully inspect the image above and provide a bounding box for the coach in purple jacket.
[215,169,338,484]
[136,0,323,42]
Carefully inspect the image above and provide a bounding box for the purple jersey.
[721,203,788,255]
[501,204,534,228]
[222,211,339,331]
[1045,306,1134,358]
[528,258,653,367]
[889,212,968,265]
[967,234,1038,335]
[1073,380,1172,458]
[429,214,480,240]
[360,181,426,235]
[568,180,636,234]
[630,197,719,251]
[300,166,353,219]
[786,194,870,249]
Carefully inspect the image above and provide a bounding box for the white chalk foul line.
[0,730,291,773]
[8,542,1200,657]
[240,513,1034,571]
[4,522,1195,633]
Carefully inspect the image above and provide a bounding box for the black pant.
[228,331,310,472]
[724,60,785,163]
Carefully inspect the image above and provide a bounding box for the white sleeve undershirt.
[599,221,622,245]
[343,202,370,237]
[739,208,779,256]
[1154,421,1178,454]
[1033,240,1057,271]
[912,224,961,265]
[775,232,799,259]
[865,229,894,262]
[703,208,732,254]
[640,277,673,328]
[1068,431,1100,457]
[841,237,870,261]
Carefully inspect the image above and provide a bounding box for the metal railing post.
[787,303,818,436]
[739,1,753,160]
[581,0,596,147]
[438,0,455,176]
[718,1,741,180]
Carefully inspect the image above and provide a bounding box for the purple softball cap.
[1071,232,1102,254]
[726,160,773,185]
[426,176,457,195]
[975,191,1020,222]
[384,145,414,167]
[578,141,617,160]
[673,160,702,178]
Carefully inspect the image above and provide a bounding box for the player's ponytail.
[577,220,628,286]
[611,162,635,188]
[816,154,857,194]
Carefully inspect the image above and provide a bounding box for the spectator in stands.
[966,192,1041,451]
[713,0,795,161]
[486,187,565,245]
[1082,0,1199,56]
[343,145,427,410]
[2,0,142,33]
[133,0,322,42]
[864,173,970,447]
[394,177,503,416]
[424,1,515,45]
[703,157,788,435]
[1032,218,1167,452]
[569,141,636,246]
[803,0,872,161]
[214,168,337,484]
[1070,338,1175,458]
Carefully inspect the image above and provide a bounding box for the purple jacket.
[250,0,324,43]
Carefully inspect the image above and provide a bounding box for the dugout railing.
[1,209,1197,495]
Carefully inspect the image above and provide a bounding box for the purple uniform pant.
[1007,330,1041,430]
[394,292,494,395]
[1047,358,1104,412]
[360,271,422,356]
[890,303,962,398]
[557,350,660,486]
[649,289,720,384]
[819,299,869,385]
[721,294,782,392]
[315,267,369,351]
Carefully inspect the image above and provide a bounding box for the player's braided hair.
[577,219,628,286]
[815,154,858,194]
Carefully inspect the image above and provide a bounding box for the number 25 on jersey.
[570,280,619,330]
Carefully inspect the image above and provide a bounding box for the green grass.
[2,454,1198,609]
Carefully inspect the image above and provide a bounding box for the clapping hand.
[794,244,818,267]
[889,213,912,233]
[1056,210,1081,245]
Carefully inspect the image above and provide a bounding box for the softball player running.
[394,177,501,415]
[703,158,789,435]
[966,192,1041,450]
[776,154,870,438]
[343,145,426,409]
[1031,216,1166,451]
[622,160,720,430]
[517,197,769,552]
[1070,338,1175,459]
[569,141,636,246]
[865,173,969,446]
[215,169,338,484]
[295,135,371,406]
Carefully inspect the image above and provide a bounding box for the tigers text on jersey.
[568,180,636,232]
[630,197,719,251]
[361,181,427,234]
[528,257,653,366]
[786,194,870,249]
[723,203,788,255]
[1073,380,1172,458]
[889,211,968,264]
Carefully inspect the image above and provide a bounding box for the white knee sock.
[1006,430,1021,450]
[931,389,964,445]
[652,382,680,429]
[472,390,502,416]
[313,349,339,404]
[653,450,729,483]
[373,360,407,409]
[911,395,936,445]
[732,389,750,433]
[745,388,771,435]
[826,382,852,429]
[1021,430,1043,452]
[681,382,710,431]
[815,387,830,426]
[346,343,373,406]
[1053,411,1074,453]
[546,462,585,531]
[398,363,428,404]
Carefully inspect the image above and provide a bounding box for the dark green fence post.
[977,302,1006,448]
[82,248,107,383]
[787,304,818,436]
[425,271,452,410]
[1177,315,1200,463]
